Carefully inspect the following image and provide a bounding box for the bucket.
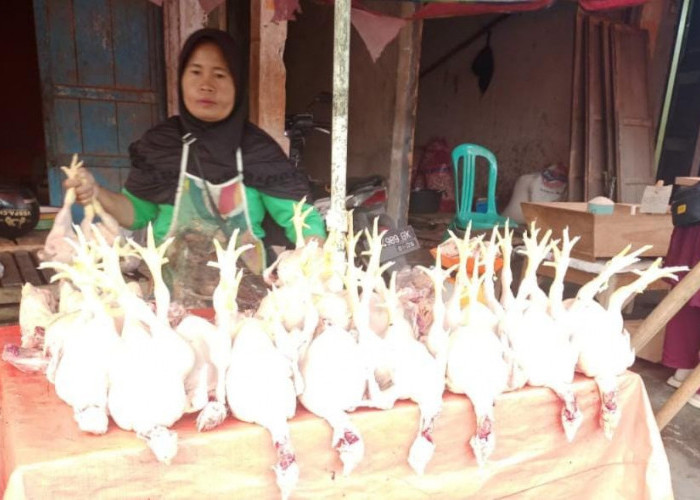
[409,189,442,214]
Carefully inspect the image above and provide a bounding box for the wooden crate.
[521,202,673,262]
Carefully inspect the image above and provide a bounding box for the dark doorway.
[657,1,700,184]
[0,2,47,203]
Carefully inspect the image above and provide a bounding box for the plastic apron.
[164,134,266,307]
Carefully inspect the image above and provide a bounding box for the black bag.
[671,183,700,227]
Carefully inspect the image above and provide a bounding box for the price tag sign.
[378,225,420,263]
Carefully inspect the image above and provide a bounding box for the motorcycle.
[285,94,420,271]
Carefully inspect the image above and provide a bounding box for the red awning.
[311,0,648,20]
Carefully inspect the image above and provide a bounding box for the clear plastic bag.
[2,343,49,374]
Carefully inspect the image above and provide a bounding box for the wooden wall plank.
[249,0,289,152]
[53,98,82,155]
[388,6,423,228]
[584,17,606,200]
[73,0,114,87]
[612,24,656,203]
[112,0,151,89]
[162,0,208,116]
[601,21,617,199]
[117,102,154,155]
[45,0,77,85]
[568,10,585,201]
[81,101,119,155]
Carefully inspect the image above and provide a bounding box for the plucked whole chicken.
[13,177,688,497]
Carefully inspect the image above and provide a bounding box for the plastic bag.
[502,164,568,223]
[2,343,49,374]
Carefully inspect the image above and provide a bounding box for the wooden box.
[521,202,673,262]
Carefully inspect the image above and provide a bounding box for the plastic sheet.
[0,325,672,499]
[1,344,48,374]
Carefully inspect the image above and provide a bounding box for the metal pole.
[654,0,692,173]
[327,0,351,239]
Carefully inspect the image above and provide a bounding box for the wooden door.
[32,0,165,206]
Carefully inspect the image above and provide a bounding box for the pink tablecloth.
[0,326,673,499]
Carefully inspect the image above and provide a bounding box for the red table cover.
[0,325,673,499]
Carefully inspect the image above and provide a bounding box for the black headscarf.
[125,28,311,205]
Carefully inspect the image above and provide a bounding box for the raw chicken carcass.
[445,254,508,465]
[500,225,582,441]
[566,250,685,438]
[38,153,140,272]
[108,225,195,463]
[38,242,120,435]
[298,320,367,476]
[378,272,447,475]
[176,230,254,432]
[38,155,82,263]
[18,282,57,349]
[226,315,300,500]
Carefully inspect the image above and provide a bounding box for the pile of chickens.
[13,191,685,500]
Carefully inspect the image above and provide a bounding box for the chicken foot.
[497,220,516,310]
[73,404,109,435]
[549,383,582,442]
[607,258,687,314]
[594,376,621,440]
[327,412,365,476]
[407,407,440,475]
[267,424,300,500]
[470,405,497,467]
[137,425,179,464]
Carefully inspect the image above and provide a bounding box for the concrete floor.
[632,360,700,500]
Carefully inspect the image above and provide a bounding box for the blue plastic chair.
[449,143,513,232]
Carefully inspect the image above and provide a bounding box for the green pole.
[654,0,692,173]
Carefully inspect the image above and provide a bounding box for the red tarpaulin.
[305,0,647,60]
[0,325,673,498]
[313,0,648,21]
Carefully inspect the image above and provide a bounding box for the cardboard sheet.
[0,326,672,499]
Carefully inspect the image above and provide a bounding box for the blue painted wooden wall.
[32,0,165,207]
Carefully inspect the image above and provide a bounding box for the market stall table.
[0,326,672,499]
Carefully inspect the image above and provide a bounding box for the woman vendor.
[663,223,700,409]
[64,29,326,305]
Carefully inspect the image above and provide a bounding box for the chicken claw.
[561,395,583,442]
[407,417,436,475]
[74,405,109,435]
[599,388,620,440]
[273,439,299,500]
[140,426,178,464]
[333,426,365,476]
[196,401,228,432]
[470,414,496,467]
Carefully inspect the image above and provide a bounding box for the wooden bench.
[0,231,55,324]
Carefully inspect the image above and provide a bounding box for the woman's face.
[181,41,236,122]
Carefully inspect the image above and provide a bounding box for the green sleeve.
[244,186,267,240]
[122,188,158,228]
[258,191,327,244]
[121,188,173,243]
